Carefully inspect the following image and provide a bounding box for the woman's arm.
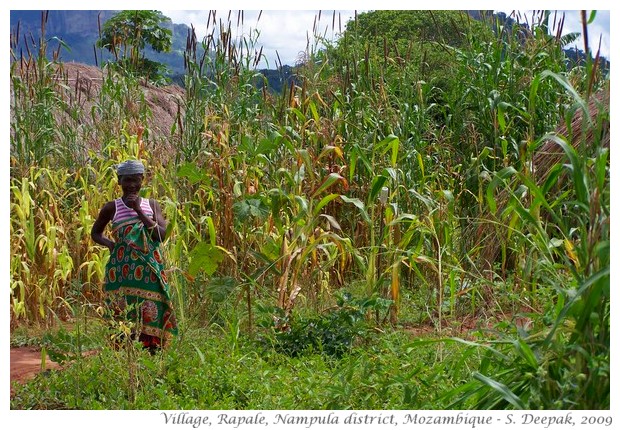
[91,201,116,251]
[147,198,168,242]
[126,196,167,243]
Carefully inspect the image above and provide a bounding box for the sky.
[2,1,617,424]
[158,8,611,69]
[2,3,612,68]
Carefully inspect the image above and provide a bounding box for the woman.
[91,159,177,352]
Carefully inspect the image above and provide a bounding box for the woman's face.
[119,174,143,196]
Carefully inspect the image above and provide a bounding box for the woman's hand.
[125,193,141,212]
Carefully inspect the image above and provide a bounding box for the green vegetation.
[97,10,173,83]
[9,319,480,409]
[10,10,609,410]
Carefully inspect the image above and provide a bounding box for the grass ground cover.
[10,10,609,410]
[10,319,485,409]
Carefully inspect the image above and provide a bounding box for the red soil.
[10,347,97,398]
[10,347,62,397]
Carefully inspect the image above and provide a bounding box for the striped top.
[113,197,153,223]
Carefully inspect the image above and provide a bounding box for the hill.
[10,10,609,91]
[9,10,300,91]
[40,62,185,153]
[10,11,190,80]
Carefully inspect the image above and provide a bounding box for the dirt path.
[10,347,63,397]
[10,347,98,398]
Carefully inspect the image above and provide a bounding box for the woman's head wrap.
[116,160,145,176]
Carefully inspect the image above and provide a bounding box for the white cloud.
[162,10,358,68]
[495,10,610,61]
[163,9,610,68]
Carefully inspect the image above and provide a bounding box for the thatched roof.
[533,84,610,182]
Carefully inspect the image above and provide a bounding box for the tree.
[332,10,493,90]
[97,10,173,82]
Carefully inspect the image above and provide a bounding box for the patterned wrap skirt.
[104,217,178,346]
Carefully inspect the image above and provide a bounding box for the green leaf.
[350,144,373,179]
[542,163,563,194]
[294,195,309,216]
[256,137,279,155]
[376,134,400,167]
[311,173,344,198]
[416,152,425,179]
[369,175,388,203]
[233,199,269,222]
[340,195,370,222]
[542,133,589,205]
[206,216,216,247]
[349,149,359,182]
[289,107,306,123]
[595,148,609,191]
[141,356,157,372]
[536,71,590,126]
[192,343,206,365]
[544,267,610,345]
[473,372,526,409]
[177,162,207,185]
[188,242,224,276]
[314,193,340,216]
[297,149,314,180]
[486,167,517,214]
[497,103,506,132]
[383,167,398,182]
[440,189,454,203]
[205,276,237,302]
[308,99,320,124]
[513,339,539,370]
[587,10,597,24]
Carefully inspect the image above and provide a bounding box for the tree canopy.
[333,10,494,90]
[97,10,173,82]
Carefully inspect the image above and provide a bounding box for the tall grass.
[10,10,609,409]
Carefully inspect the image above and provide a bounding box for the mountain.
[11,10,116,36]
[10,11,190,80]
[10,10,302,91]
[10,10,609,89]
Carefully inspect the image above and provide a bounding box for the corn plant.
[442,66,609,408]
[9,9,610,409]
